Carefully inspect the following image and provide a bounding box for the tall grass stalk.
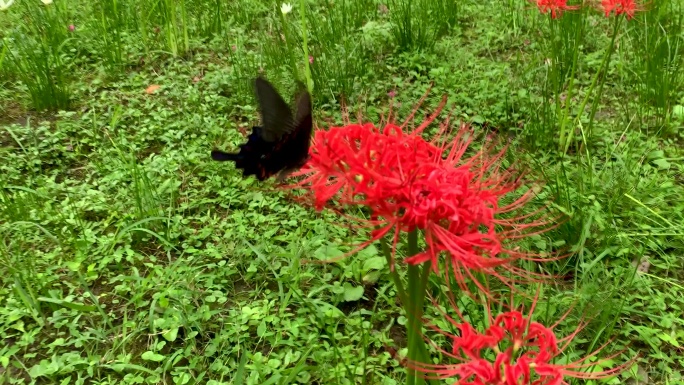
[305,0,376,101]
[279,4,300,83]
[630,0,684,130]
[0,39,12,97]
[153,0,190,57]
[523,8,586,152]
[106,106,165,226]
[96,0,127,74]
[544,9,587,155]
[136,0,153,57]
[265,1,314,92]
[195,0,226,38]
[7,0,73,111]
[0,40,7,73]
[539,8,623,155]
[501,0,525,36]
[299,0,312,93]
[388,0,459,52]
[389,0,434,52]
[567,16,621,154]
[227,37,261,96]
[0,219,61,326]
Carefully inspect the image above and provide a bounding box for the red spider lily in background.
[599,0,640,18]
[286,90,560,293]
[392,292,635,385]
[533,0,580,18]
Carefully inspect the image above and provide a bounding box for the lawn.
[1,0,683,384]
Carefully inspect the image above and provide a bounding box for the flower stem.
[299,0,313,93]
[380,238,408,305]
[565,15,621,155]
[405,231,438,385]
[582,16,622,146]
[380,231,438,385]
[556,13,582,155]
[279,11,298,80]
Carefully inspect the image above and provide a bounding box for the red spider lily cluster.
[284,89,632,384]
[288,96,554,289]
[400,297,632,384]
[534,0,579,19]
[532,0,641,19]
[600,0,640,18]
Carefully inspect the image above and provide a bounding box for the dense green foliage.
[1,0,683,384]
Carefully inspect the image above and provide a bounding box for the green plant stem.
[279,11,298,81]
[0,42,7,68]
[564,16,621,154]
[299,0,313,93]
[406,266,419,385]
[582,16,622,146]
[181,0,189,54]
[405,231,437,385]
[380,238,408,305]
[379,232,437,385]
[556,14,582,155]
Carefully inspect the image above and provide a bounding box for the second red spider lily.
[533,0,580,19]
[394,291,635,385]
[599,0,641,19]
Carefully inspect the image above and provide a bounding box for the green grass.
[1,0,684,384]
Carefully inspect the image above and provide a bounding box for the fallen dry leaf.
[145,84,161,94]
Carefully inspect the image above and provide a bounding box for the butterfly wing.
[293,83,312,133]
[211,77,312,181]
[254,76,295,142]
[275,88,313,182]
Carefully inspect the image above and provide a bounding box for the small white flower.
[41,0,53,4]
[0,0,15,10]
[280,2,292,14]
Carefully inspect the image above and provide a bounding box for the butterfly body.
[211,77,312,182]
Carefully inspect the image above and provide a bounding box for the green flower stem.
[556,15,582,155]
[563,15,621,155]
[279,12,298,81]
[299,0,313,93]
[582,16,622,145]
[380,238,408,305]
[406,265,420,385]
[380,231,438,385]
[405,231,438,385]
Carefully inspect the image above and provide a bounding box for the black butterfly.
[211,77,313,182]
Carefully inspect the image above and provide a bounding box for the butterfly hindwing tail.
[211,150,239,161]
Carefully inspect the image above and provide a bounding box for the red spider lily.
[599,0,640,18]
[286,92,559,291]
[533,0,580,18]
[392,293,635,385]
